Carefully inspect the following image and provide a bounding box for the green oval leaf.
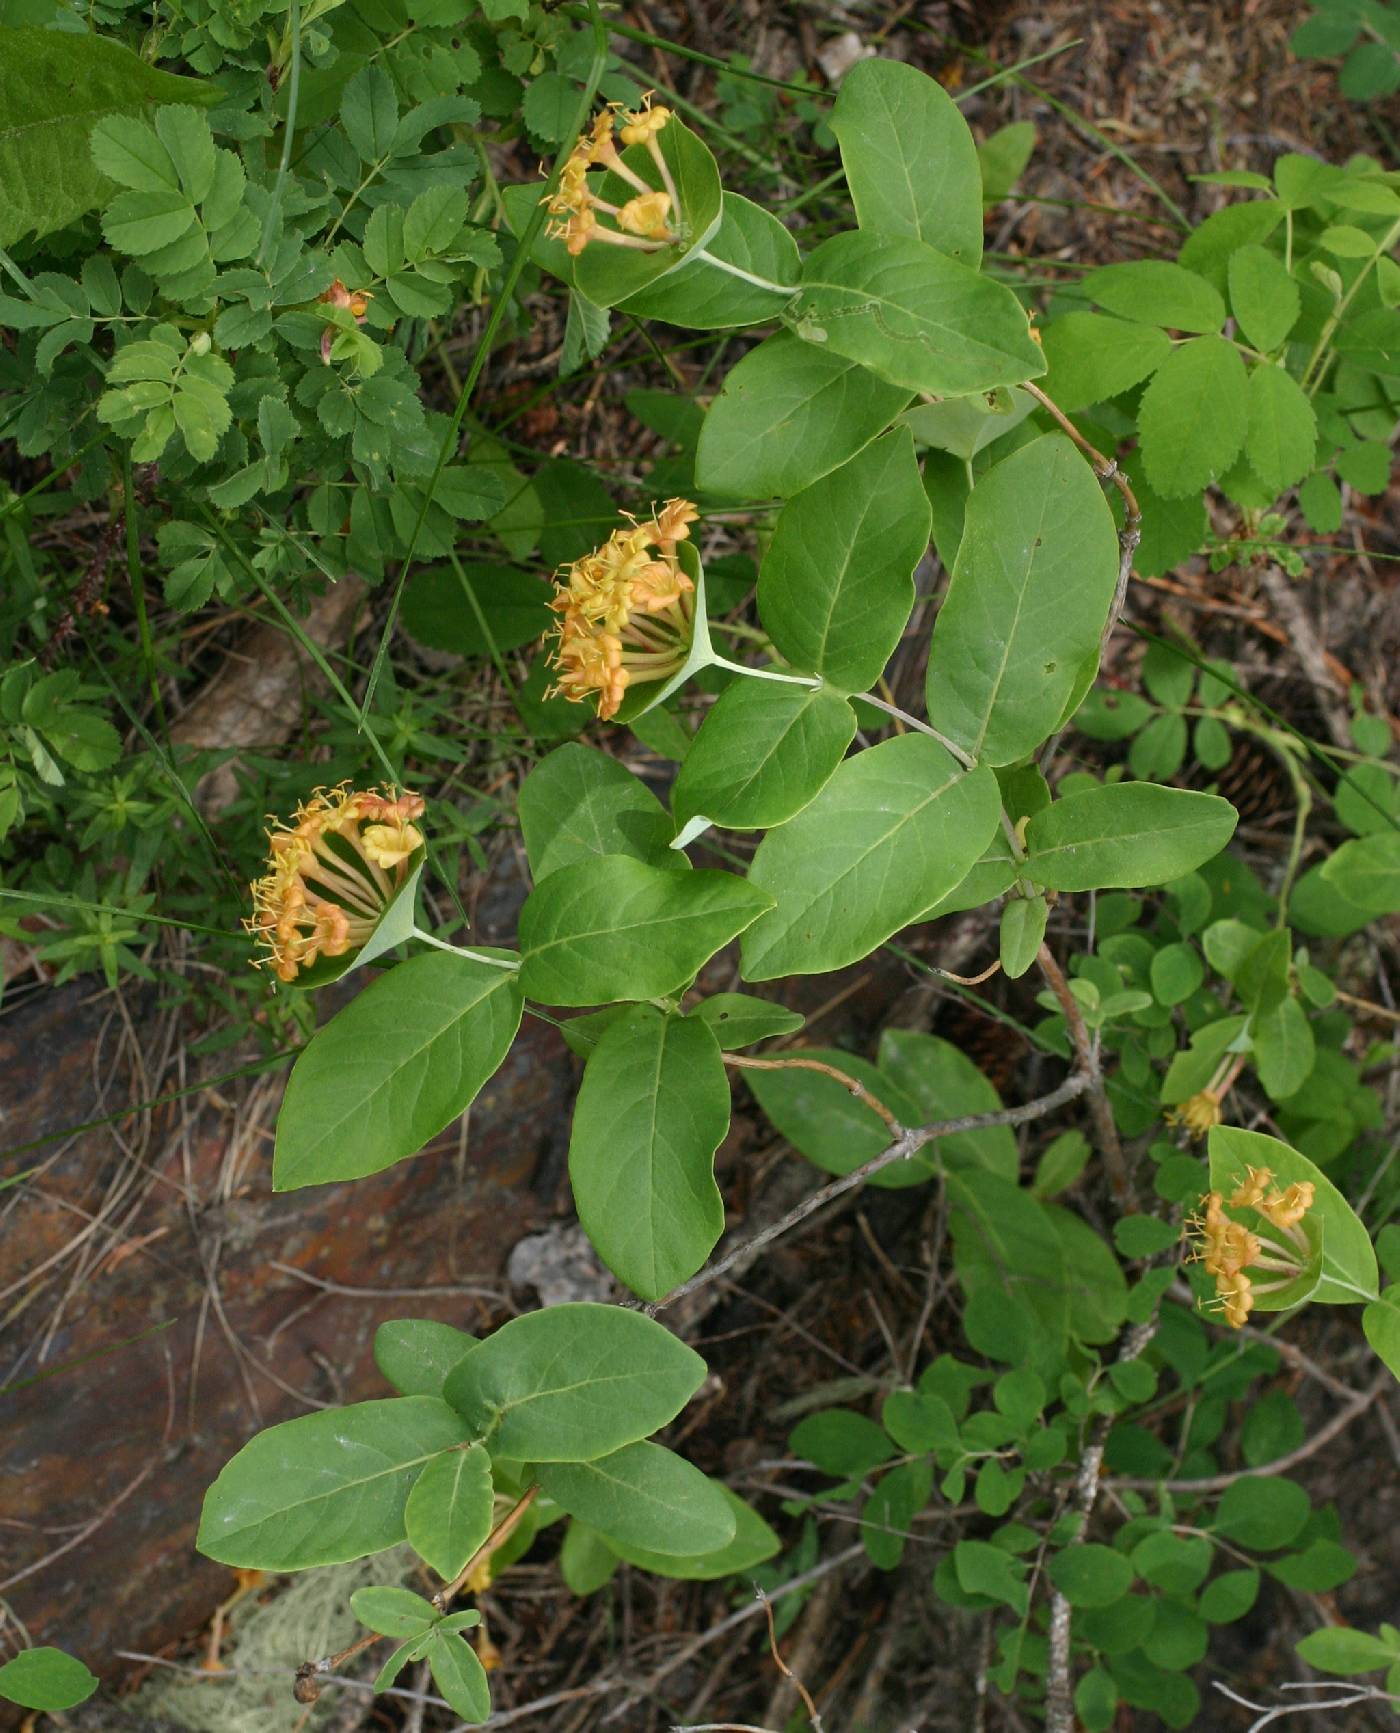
[1023,784,1238,891]
[374,1319,479,1399]
[0,1649,98,1713]
[1048,1542,1135,1608]
[671,681,856,834]
[518,855,773,1006]
[794,230,1045,397]
[925,433,1121,766]
[569,1006,728,1300]
[1083,261,1226,333]
[686,992,805,1050]
[598,1485,780,1579]
[830,57,984,264]
[442,1303,707,1461]
[197,1396,471,1569]
[758,427,930,692]
[426,1629,491,1724]
[520,743,686,880]
[741,735,1001,981]
[695,330,912,502]
[404,1443,494,1579]
[273,952,525,1190]
[539,1440,736,1555]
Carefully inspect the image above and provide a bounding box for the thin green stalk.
[357,2,612,725]
[0,433,109,526]
[257,0,302,267]
[778,167,845,217]
[557,4,832,100]
[411,926,518,969]
[953,36,1085,103]
[1302,214,1400,395]
[445,548,518,706]
[856,690,975,768]
[690,248,797,296]
[0,886,233,938]
[710,654,820,689]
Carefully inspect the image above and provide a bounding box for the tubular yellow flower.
[1261,1180,1315,1230]
[247,785,425,982]
[545,502,699,721]
[1229,1165,1273,1210]
[618,189,673,239]
[1185,1167,1316,1330]
[619,94,672,146]
[542,100,679,256]
[1165,1089,1224,1140]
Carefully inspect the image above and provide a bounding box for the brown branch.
[1036,943,1128,1198]
[760,1585,824,1731]
[1044,1319,1157,1733]
[649,1072,1092,1314]
[1107,1375,1386,1493]
[723,1052,903,1135]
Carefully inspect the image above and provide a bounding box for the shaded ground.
[5,2,1400,1730]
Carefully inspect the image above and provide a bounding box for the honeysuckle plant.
[188,54,1400,1732]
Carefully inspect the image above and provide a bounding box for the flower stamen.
[543,98,679,256]
[1183,1166,1316,1329]
[248,785,425,982]
[545,501,699,720]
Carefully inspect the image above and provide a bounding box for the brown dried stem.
[1036,942,1128,1198]
[723,1052,903,1135]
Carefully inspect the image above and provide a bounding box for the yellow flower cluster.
[248,785,425,982]
[1187,1165,1316,1328]
[543,95,679,256]
[546,500,699,720]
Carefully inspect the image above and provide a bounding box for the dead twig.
[1108,1375,1387,1493]
[723,1052,903,1136]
